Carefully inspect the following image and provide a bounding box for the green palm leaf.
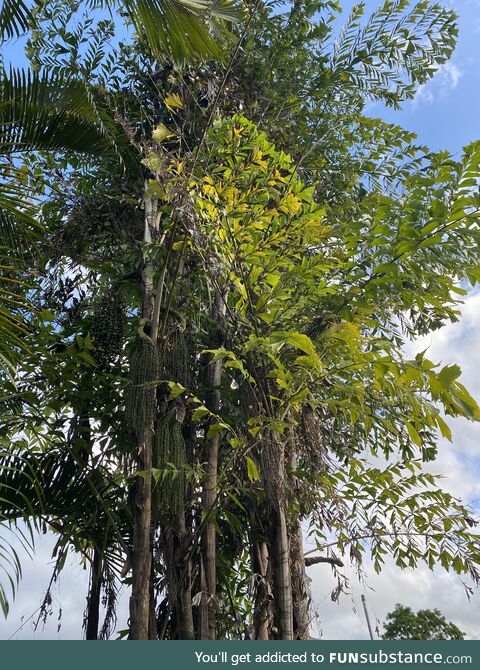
[0,68,131,158]
[0,444,130,618]
[1,0,241,61]
[0,0,35,41]
[121,0,241,62]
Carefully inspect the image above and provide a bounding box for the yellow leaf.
[152,123,174,142]
[164,93,183,110]
[252,149,268,171]
[202,182,217,197]
[207,202,218,218]
[279,192,302,215]
[141,151,162,174]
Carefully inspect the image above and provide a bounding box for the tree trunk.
[163,524,195,640]
[271,508,293,639]
[290,520,310,639]
[287,437,310,639]
[148,564,157,639]
[252,541,273,639]
[129,191,158,639]
[259,432,293,640]
[85,546,102,640]
[176,546,195,640]
[176,418,195,640]
[199,288,227,639]
[129,425,153,639]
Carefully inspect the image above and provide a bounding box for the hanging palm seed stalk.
[160,313,193,389]
[153,407,186,522]
[91,287,127,367]
[125,320,159,438]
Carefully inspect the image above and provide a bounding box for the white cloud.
[414,62,462,106]
[309,558,480,640]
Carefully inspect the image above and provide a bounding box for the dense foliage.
[1,0,480,639]
[382,604,465,640]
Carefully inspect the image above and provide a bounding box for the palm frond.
[121,0,241,63]
[0,442,130,618]
[0,68,122,155]
[0,0,35,41]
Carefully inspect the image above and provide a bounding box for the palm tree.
[0,0,240,62]
[0,66,133,621]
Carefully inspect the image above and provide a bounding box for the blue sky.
[1,0,480,641]
[340,0,480,154]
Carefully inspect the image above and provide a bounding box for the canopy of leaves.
[382,603,465,640]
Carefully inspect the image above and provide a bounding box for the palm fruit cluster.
[91,289,126,367]
[161,328,192,388]
[153,409,186,521]
[124,336,159,436]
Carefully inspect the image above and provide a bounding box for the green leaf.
[246,456,260,482]
[438,364,461,389]
[271,331,319,359]
[405,422,423,447]
[192,405,210,421]
[206,422,230,438]
[168,381,186,399]
[436,415,452,442]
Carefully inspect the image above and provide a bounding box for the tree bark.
[252,541,273,639]
[260,432,293,640]
[199,288,227,640]
[129,425,153,639]
[271,507,293,639]
[290,520,310,639]
[304,556,344,568]
[176,547,195,640]
[85,546,102,640]
[287,437,310,639]
[129,190,158,639]
[176,418,196,640]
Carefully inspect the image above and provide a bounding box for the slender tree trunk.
[176,417,195,640]
[199,288,227,640]
[287,436,310,639]
[129,191,158,639]
[271,508,293,639]
[148,564,157,639]
[290,520,310,639]
[252,541,273,639]
[130,425,153,639]
[260,432,293,640]
[176,548,195,639]
[85,546,102,640]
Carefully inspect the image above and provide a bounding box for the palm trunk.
[290,519,310,639]
[252,541,273,639]
[85,546,102,640]
[260,432,293,640]
[176,550,195,639]
[199,288,226,640]
[271,508,293,639]
[129,191,158,639]
[129,425,154,639]
[286,434,310,639]
[176,417,195,640]
[163,413,195,639]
